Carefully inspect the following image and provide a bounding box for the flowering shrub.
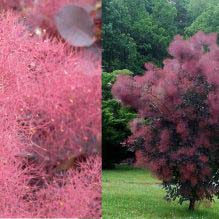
[112,32,219,210]
[0,11,101,217]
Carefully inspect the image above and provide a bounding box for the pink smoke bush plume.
[0,11,101,218]
[112,32,219,207]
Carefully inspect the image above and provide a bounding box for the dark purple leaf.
[55,4,95,47]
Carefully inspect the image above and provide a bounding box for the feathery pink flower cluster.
[0,11,101,218]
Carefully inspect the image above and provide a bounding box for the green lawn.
[102,165,219,219]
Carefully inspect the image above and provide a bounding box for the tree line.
[102,0,219,168]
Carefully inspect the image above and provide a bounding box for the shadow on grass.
[104,164,140,171]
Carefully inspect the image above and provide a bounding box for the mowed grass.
[102,165,219,219]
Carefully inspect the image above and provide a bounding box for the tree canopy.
[112,32,219,210]
[103,0,177,73]
[186,4,219,35]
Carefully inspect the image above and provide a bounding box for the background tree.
[102,70,136,168]
[112,32,219,210]
[186,0,218,20]
[149,0,177,35]
[171,0,191,34]
[102,0,177,73]
[186,4,219,36]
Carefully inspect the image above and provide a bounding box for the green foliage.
[102,0,177,73]
[187,0,218,20]
[171,0,192,34]
[150,0,177,34]
[102,70,136,168]
[186,4,219,35]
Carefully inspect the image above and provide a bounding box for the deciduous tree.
[112,32,219,210]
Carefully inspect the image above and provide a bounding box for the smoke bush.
[0,11,101,217]
[32,156,101,218]
[112,32,219,210]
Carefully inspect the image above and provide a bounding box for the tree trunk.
[189,198,195,211]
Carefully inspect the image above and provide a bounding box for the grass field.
[102,165,219,219]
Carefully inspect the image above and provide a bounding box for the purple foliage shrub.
[112,32,219,210]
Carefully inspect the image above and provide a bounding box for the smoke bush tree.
[112,31,219,210]
[0,11,101,217]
